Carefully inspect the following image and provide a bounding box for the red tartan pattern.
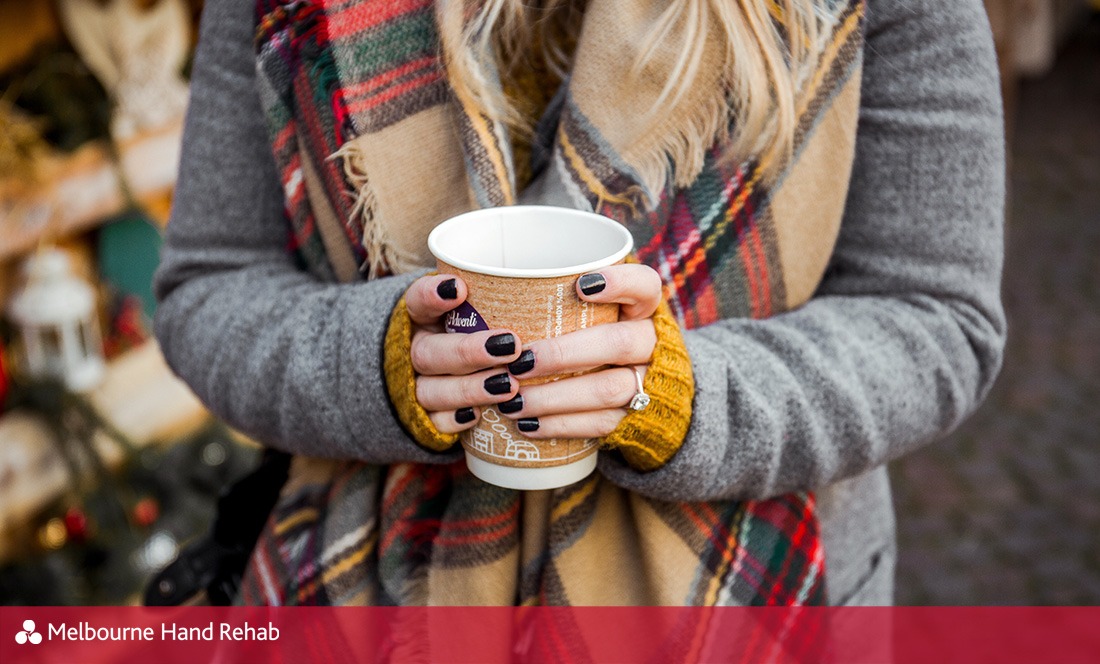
[254,0,452,277]
[241,0,868,609]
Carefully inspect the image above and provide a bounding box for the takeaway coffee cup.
[427,206,634,490]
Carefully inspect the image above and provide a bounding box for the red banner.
[2,607,1098,663]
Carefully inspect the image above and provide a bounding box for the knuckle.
[458,334,485,367]
[605,324,637,359]
[593,370,630,407]
[636,322,658,360]
[596,410,623,436]
[428,412,451,433]
[644,266,663,291]
[410,338,432,374]
[406,280,431,313]
[414,377,432,407]
[462,376,486,405]
[539,339,567,373]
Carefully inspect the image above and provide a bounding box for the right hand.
[404,273,523,433]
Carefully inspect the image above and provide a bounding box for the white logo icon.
[15,619,42,645]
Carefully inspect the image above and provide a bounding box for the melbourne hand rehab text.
[48,622,279,641]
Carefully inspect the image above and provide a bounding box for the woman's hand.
[405,263,663,439]
[497,264,662,439]
[404,274,524,434]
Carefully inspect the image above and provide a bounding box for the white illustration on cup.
[472,428,494,454]
[480,408,530,460]
[504,440,540,461]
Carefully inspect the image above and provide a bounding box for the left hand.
[496,263,663,438]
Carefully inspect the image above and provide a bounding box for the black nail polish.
[518,418,540,433]
[578,273,606,296]
[437,278,458,300]
[455,407,476,424]
[485,333,516,357]
[484,373,512,395]
[508,349,535,375]
[499,394,524,414]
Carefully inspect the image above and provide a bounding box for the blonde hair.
[438,0,824,184]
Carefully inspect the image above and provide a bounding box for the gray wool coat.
[154,0,1006,605]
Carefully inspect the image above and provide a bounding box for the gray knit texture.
[155,0,1005,604]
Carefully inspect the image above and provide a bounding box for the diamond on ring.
[629,367,650,411]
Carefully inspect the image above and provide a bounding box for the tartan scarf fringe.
[330,141,387,279]
[243,0,867,608]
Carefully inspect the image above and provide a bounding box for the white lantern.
[6,250,105,392]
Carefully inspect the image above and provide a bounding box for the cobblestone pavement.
[890,18,1100,605]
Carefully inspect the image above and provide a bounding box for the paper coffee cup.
[427,206,634,490]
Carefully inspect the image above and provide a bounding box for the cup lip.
[427,205,634,278]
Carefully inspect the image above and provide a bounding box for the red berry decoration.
[63,507,89,543]
[0,341,9,409]
[132,497,160,528]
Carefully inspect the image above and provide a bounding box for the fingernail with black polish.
[499,394,524,414]
[518,418,540,433]
[578,273,606,296]
[455,407,476,424]
[508,349,535,375]
[437,278,458,300]
[484,373,512,395]
[485,333,516,357]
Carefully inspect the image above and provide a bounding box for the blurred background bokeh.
[892,2,1100,604]
[0,0,1097,606]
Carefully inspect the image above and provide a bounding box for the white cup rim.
[428,205,634,278]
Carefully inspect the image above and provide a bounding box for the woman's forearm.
[153,0,456,465]
[599,0,1006,501]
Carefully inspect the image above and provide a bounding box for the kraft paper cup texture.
[428,206,634,491]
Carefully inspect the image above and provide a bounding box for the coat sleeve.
[598,0,1006,500]
[153,0,459,464]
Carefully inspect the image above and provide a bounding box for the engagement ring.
[629,367,651,411]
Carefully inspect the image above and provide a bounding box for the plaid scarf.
[242,0,865,610]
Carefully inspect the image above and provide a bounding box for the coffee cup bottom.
[465,453,598,491]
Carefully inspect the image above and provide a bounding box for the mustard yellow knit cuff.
[383,297,460,453]
[599,299,694,472]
